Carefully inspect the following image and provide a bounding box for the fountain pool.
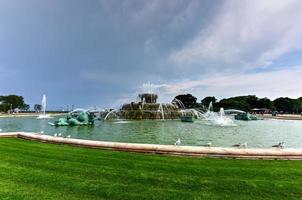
[1,116,302,148]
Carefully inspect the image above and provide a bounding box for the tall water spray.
[208,102,213,112]
[219,107,224,117]
[37,94,52,119]
[141,82,157,94]
[41,94,46,115]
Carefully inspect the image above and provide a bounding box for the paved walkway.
[263,114,302,120]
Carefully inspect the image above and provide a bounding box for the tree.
[273,97,295,113]
[0,103,10,112]
[295,97,302,113]
[246,95,258,108]
[0,95,27,112]
[257,98,273,109]
[34,104,42,113]
[201,96,216,107]
[22,104,30,111]
[215,95,259,111]
[173,94,197,108]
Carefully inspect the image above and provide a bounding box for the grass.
[0,138,301,199]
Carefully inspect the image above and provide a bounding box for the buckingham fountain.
[119,93,181,120]
[50,83,238,126]
[102,86,235,126]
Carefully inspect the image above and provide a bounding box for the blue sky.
[1,0,302,110]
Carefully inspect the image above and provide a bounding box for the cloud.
[99,0,196,28]
[168,0,302,72]
[1,0,302,108]
[151,66,302,102]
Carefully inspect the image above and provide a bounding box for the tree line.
[1,93,302,114]
[174,94,302,113]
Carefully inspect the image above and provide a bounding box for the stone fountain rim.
[1,132,302,160]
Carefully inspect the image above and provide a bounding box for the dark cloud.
[0,0,221,108]
[1,0,301,109]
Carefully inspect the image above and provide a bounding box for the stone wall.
[120,103,181,120]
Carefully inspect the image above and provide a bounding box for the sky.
[1,0,302,110]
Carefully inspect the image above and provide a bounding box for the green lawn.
[0,138,301,199]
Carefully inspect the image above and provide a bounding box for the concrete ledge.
[1,132,302,160]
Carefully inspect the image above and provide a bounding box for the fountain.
[37,94,52,119]
[100,84,236,124]
[96,83,237,125]
[119,93,181,120]
[98,83,181,120]
[197,102,236,126]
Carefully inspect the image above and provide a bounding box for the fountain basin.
[1,116,302,148]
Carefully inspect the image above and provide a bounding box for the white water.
[173,98,231,126]
[180,101,236,126]
[141,82,157,94]
[37,94,52,119]
[200,104,236,126]
[173,98,185,109]
[158,103,165,120]
[114,121,131,124]
[42,94,46,115]
[208,102,213,112]
[104,109,118,120]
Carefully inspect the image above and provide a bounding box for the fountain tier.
[120,93,181,120]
